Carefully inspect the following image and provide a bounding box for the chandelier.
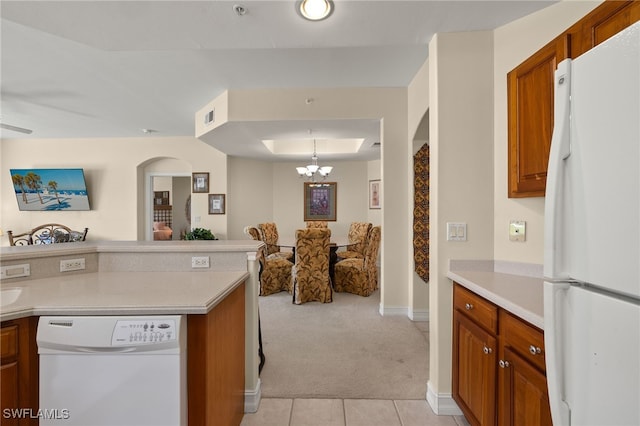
[296,139,333,181]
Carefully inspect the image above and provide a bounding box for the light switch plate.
[446,222,467,241]
[509,220,526,242]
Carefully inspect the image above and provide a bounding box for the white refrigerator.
[544,21,640,426]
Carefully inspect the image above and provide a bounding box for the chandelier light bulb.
[296,139,333,181]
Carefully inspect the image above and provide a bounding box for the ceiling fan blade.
[0,123,33,134]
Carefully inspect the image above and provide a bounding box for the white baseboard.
[244,379,262,413]
[426,381,463,416]
[379,304,408,316]
[409,309,429,321]
[378,304,429,322]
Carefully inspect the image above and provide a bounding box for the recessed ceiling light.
[298,0,333,21]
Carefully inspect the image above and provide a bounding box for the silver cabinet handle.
[465,303,474,310]
[499,359,510,368]
[483,346,492,355]
[529,345,542,355]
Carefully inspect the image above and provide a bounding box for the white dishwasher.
[37,315,186,426]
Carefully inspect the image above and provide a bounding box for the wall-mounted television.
[10,168,90,211]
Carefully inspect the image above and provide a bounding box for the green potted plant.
[184,227,218,240]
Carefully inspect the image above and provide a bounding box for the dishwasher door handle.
[74,346,138,353]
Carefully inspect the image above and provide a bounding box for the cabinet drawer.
[500,310,546,372]
[1,325,18,360]
[454,283,498,334]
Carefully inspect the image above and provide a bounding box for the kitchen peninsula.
[0,240,263,426]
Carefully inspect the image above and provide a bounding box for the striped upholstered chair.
[334,226,381,296]
[305,221,328,229]
[256,244,294,296]
[258,222,293,261]
[338,222,372,260]
[292,228,332,304]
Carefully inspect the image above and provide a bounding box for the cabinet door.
[571,0,640,58]
[498,347,552,426]
[507,34,569,198]
[453,310,497,426]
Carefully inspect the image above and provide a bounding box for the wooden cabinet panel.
[507,0,639,198]
[498,347,552,426]
[507,35,569,198]
[453,308,497,426]
[187,282,245,426]
[571,0,640,58]
[453,283,550,426]
[0,317,38,426]
[453,284,498,334]
[500,310,546,372]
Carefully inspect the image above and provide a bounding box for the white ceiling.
[0,0,554,161]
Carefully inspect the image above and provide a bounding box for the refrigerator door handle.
[543,59,572,280]
[544,281,571,426]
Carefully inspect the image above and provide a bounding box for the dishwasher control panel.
[111,318,178,346]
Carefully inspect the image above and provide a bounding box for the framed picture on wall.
[304,182,337,221]
[369,179,381,209]
[208,194,225,214]
[192,172,209,193]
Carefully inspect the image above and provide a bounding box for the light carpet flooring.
[257,290,428,399]
[245,290,471,425]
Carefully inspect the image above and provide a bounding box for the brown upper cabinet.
[507,0,640,198]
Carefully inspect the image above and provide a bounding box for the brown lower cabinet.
[0,317,38,426]
[0,281,246,426]
[452,283,551,426]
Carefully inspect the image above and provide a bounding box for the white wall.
[408,55,430,320]
[227,157,376,240]
[427,31,495,413]
[201,87,411,313]
[1,137,226,242]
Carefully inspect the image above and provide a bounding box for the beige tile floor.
[240,398,471,426]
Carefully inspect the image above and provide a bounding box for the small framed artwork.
[192,172,209,193]
[304,182,337,221]
[369,179,381,209]
[208,194,226,214]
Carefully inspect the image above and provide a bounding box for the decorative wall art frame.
[369,179,381,209]
[10,168,91,211]
[304,182,337,221]
[208,194,226,215]
[192,172,209,193]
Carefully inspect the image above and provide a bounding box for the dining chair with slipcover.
[257,244,294,296]
[338,222,372,260]
[291,228,333,304]
[334,226,381,297]
[244,225,262,242]
[258,222,293,261]
[305,221,328,229]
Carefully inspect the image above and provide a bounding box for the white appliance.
[37,315,187,426]
[544,21,640,426]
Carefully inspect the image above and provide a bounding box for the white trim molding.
[244,378,261,413]
[426,380,463,416]
[409,309,429,321]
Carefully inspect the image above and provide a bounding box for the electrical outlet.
[191,256,210,268]
[509,220,526,242]
[1,264,30,279]
[60,258,86,272]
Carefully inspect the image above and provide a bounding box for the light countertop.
[1,270,248,322]
[447,260,544,329]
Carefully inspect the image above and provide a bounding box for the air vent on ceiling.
[204,109,215,125]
